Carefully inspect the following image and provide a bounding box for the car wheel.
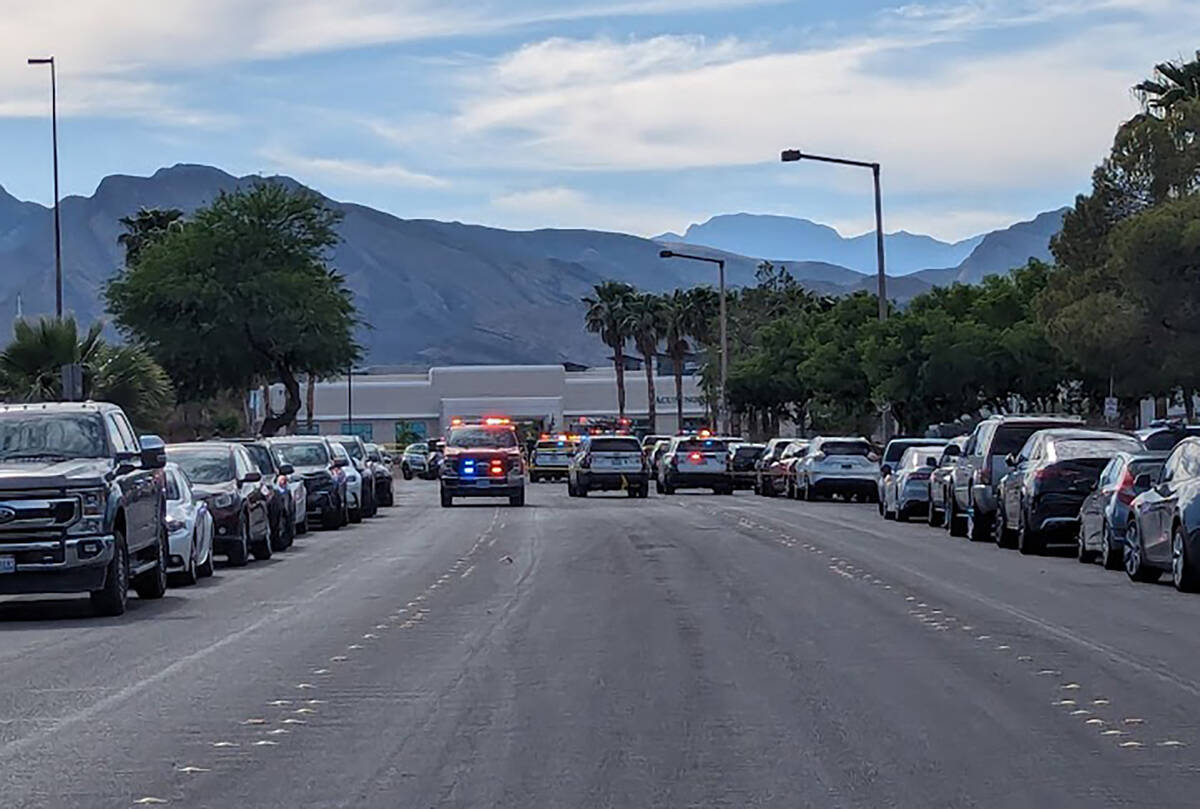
[362,483,377,518]
[251,512,272,561]
[927,499,941,527]
[1100,521,1123,571]
[655,478,664,494]
[133,525,169,600]
[298,513,309,535]
[402,465,413,480]
[1016,508,1042,556]
[440,487,453,508]
[948,495,966,537]
[173,529,199,587]
[801,477,812,502]
[90,529,129,616]
[638,484,649,499]
[1171,523,1199,592]
[228,514,250,567]
[197,542,215,578]
[1124,523,1160,582]
[349,502,363,524]
[578,485,589,498]
[663,480,674,495]
[967,505,990,543]
[992,504,1014,549]
[1076,524,1098,564]
[509,489,526,507]
[321,507,340,530]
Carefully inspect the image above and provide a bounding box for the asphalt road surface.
[4,481,1200,808]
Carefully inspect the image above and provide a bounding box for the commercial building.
[296,365,707,444]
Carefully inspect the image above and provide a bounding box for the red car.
[760,439,809,497]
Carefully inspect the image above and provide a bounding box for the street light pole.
[28,57,62,318]
[659,249,728,435]
[347,364,353,432]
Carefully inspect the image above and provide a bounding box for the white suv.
[794,436,879,502]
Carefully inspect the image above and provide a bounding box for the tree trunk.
[305,373,315,430]
[613,343,627,421]
[260,364,301,437]
[643,350,656,433]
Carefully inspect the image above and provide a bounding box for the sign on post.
[60,363,83,401]
[1104,396,1119,424]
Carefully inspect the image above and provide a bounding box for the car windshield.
[678,438,726,452]
[823,441,872,457]
[588,437,640,452]
[367,448,382,461]
[883,441,921,463]
[243,444,276,476]
[337,439,364,459]
[447,427,518,449]
[0,412,107,460]
[405,443,427,455]
[993,424,1074,455]
[734,446,764,460]
[272,441,329,467]
[537,440,572,450]
[1052,436,1143,460]
[167,448,234,484]
[902,448,942,468]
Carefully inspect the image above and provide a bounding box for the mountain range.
[0,164,1066,366]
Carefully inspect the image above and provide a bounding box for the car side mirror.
[138,435,167,470]
[879,464,892,477]
[1133,473,1152,494]
[943,444,961,458]
[925,456,939,468]
[241,471,263,484]
[278,463,295,476]
[1005,453,1017,467]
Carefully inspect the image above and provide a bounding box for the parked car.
[877,437,946,513]
[365,443,394,506]
[948,415,1085,541]
[659,436,736,495]
[328,441,365,522]
[530,436,576,482]
[163,462,214,585]
[330,435,378,518]
[0,402,169,616]
[166,442,273,565]
[568,435,650,498]
[1134,422,1200,452]
[761,440,808,498]
[994,428,1142,554]
[927,437,967,527]
[270,437,348,530]
[234,438,298,551]
[400,442,429,480]
[795,437,879,502]
[753,438,793,496]
[881,445,944,521]
[1125,437,1200,590]
[641,434,670,459]
[728,442,765,490]
[439,419,526,507]
[1077,451,1168,570]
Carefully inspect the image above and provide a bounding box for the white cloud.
[260,149,450,189]
[490,185,694,235]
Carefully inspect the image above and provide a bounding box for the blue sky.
[1,0,1197,241]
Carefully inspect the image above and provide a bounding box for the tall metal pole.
[872,163,887,323]
[28,57,63,317]
[717,259,728,435]
[346,365,353,431]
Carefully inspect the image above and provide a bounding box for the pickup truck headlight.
[213,493,234,509]
[68,488,107,536]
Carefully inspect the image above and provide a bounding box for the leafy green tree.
[1136,51,1200,115]
[117,207,184,266]
[0,316,174,430]
[583,281,635,421]
[105,182,360,435]
[624,293,664,432]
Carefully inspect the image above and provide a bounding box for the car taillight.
[689,451,702,463]
[1116,468,1136,504]
[1033,465,1066,483]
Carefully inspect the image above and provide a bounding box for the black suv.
[0,402,169,616]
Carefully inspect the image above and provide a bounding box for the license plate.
[842,463,853,469]
[474,479,492,488]
[0,555,14,574]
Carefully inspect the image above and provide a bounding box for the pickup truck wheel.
[90,530,129,616]
[133,525,169,600]
[509,489,526,507]
[440,487,453,508]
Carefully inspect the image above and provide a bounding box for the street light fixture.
[781,149,887,322]
[659,249,728,435]
[27,56,63,318]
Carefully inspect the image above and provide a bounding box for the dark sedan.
[366,443,394,507]
[235,438,296,552]
[270,437,348,530]
[165,442,272,566]
[995,429,1143,555]
[1076,451,1167,570]
[1125,437,1200,591]
[728,442,765,490]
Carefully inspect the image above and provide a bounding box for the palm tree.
[583,281,635,421]
[685,287,722,428]
[0,315,174,430]
[659,290,693,429]
[1135,51,1200,116]
[624,293,664,433]
[117,207,184,266]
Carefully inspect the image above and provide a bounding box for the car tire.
[172,530,200,587]
[628,486,639,498]
[321,507,340,531]
[655,478,664,494]
[948,496,966,537]
[197,543,215,578]
[440,487,453,508]
[1171,523,1199,592]
[967,506,990,543]
[90,529,129,617]
[509,489,526,507]
[251,512,273,562]
[663,480,674,495]
[298,514,309,535]
[927,499,941,527]
[638,484,649,499]
[362,483,377,518]
[578,485,589,498]
[227,523,249,566]
[1076,524,1098,564]
[402,465,413,481]
[1100,522,1123,571]
[1016,509,1043,556]
[133,524,170,600]
[349,503,363,524]
[993,504,1015,549]
[1124,523,1160,583]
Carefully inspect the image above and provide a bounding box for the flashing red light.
[689,451,703,463]
[450,417,464,427]
[484,417,511,426]
[578,417,588,425]
[698,429,712,438]
[540,433,550,440]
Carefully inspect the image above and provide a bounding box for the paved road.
[3,482,1200,808]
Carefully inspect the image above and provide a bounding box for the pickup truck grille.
[0,494,79,538]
